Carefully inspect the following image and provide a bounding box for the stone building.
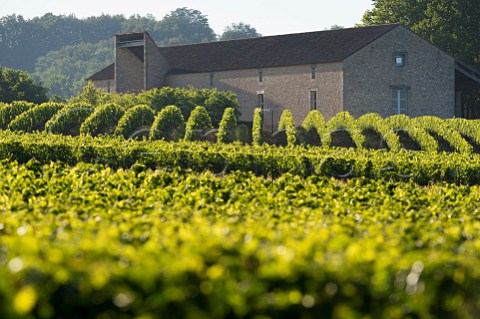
[88,24,480,128]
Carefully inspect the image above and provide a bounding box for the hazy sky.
[0,0,373,36]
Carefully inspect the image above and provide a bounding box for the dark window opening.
[310,90,317,110]
[258,93,265,110]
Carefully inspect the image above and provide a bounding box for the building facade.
[88,24,480,128]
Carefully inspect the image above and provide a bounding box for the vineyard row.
[2,101,480,152]
[1,130,480,184]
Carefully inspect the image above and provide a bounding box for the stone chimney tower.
[114,31,170,93]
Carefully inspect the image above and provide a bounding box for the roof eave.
[455,61,480,85]
[87,63,115,81]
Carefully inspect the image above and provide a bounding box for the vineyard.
[2,92,480,153]
[2,92,480,318]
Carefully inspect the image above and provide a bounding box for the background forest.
[1,1,479,101]
[0,8,261,98]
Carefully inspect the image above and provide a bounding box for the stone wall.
[90,79,116,94]
[343,26,455,119]
[106,26,457,126]
[166,63,343,128]
[145,33,169,90]
[115,35,145,93]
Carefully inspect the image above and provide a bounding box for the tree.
[69,81,108,107]
[156,7,216,45]
[121,14,157,33]
[0,67,48,103]
[33,39,113,98]
[361,0,480,67]
[0,13,125,72]
[362,0,428,28]
[329,25,344,30]
[0,9,217,97]
[219,22,261,41]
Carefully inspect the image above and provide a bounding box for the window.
[395,53,406,67]
[392,89,408,114]
[258,93,265,110]
[311,66,316,79]
[209,73,214,86]
[258,70,263,83]
[310,90,317,110]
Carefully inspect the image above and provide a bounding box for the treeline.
[0,13,124,72]
[0,8,260,97]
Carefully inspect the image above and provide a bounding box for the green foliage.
[386,114,438,152]
[277,110,296,146]
[329,24,344,30]
[0,11,224,73]
[137,86,197,118]
[356,113,401,151]
[220,22,261,41]
[102,92,140,110]
[0,101,35,130]
[1,10,241,97]
[302,110,325,136]
[4,109,480,318]
[69,81,109,107]
[156,7,216,45]
[8,102,64,132]
[33,40,113,98]
[202,88,240,126]
[1,161,480,317]
[80,103,124,136]
[217,107,237,143]
[362,0,428,29]
[252,108,263,146]
[413,116,472,153]
[4,104,480,155]
[184,106,214,141]
[324,111,364,148]
[361,0,480,68]
[137,87,183,112]
[0,13,124,71]
[234,123,252,144]
[0,103,6,117]
[446,118,480,146]
[2,130,480,183]
[45,103,94,136]
[150,105,185,141]
[115,104,155,139]
[137,87,240,126]
[302,110,326,145]
[0,67,48,104]
[121,13,158,33]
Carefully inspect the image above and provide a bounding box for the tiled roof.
[160,24,400,73]
[87,63,114,81]
[88,24,401,80]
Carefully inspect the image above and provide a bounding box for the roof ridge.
[157,23,401,73]
[156,23,402,49]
